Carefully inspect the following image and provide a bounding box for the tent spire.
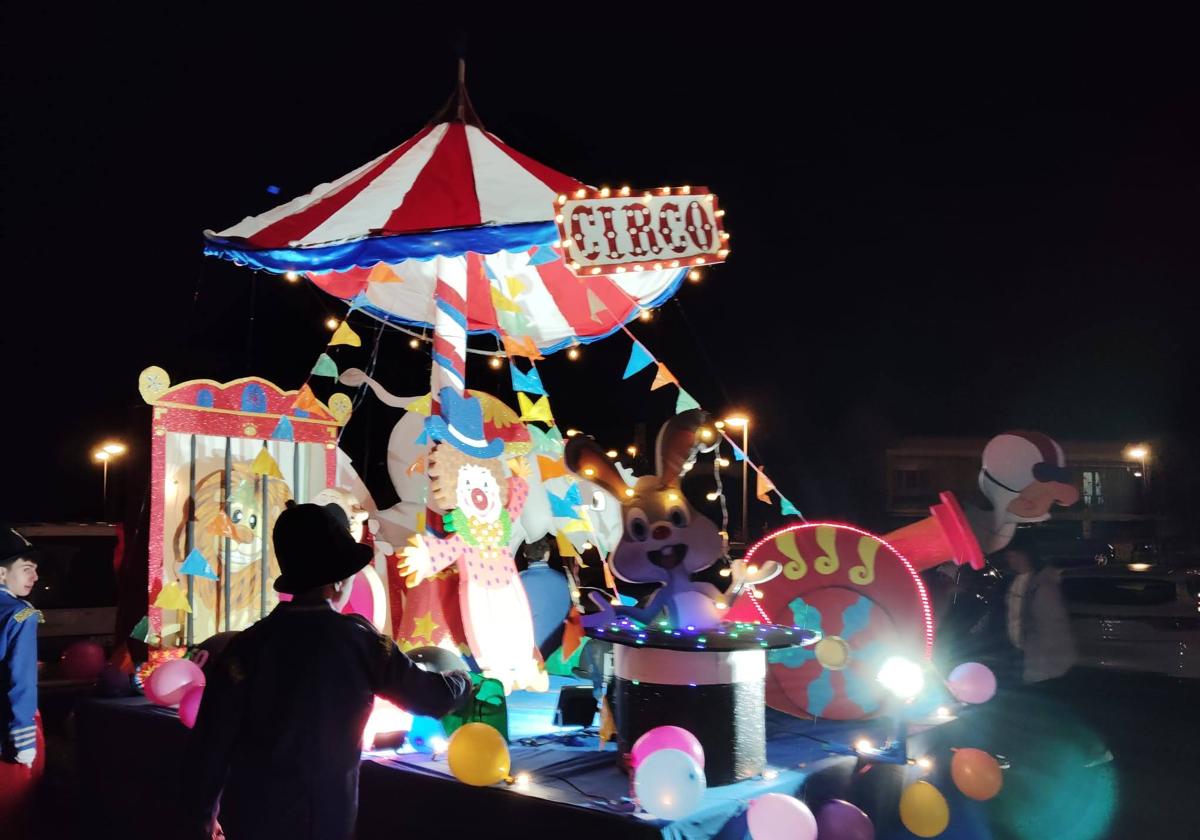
[429,58,483,128]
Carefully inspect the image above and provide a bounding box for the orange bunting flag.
[251,446,284,479]
[502,334,544,360]
[756,468,776,503]
[330,321,362,347]
[562,607,584,660]
[650,363,679,391]
[367,262,403,284]
[292,384,323,413]
[206,511,235,538]
[537,455,568,480]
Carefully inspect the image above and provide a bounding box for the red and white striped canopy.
[204,105,690,354]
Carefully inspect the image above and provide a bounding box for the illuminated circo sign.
[553,186,730,276]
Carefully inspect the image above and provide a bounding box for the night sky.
[2,12,1196,526]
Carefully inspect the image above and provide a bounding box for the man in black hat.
[182,503,471,840]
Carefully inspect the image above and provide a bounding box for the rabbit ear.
[565,436,629,501]
[656,409,711,487]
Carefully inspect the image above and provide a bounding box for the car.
[1061,564,1200,680]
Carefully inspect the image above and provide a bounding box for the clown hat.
[425,388,504,459]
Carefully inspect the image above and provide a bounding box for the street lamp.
[93,441,127,516]
[723,414,750,548]
[1124,444,1150,482]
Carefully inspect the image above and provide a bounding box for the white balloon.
[634,748,707,821]
[747,793,818,840]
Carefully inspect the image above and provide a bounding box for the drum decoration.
[728,523,933,721]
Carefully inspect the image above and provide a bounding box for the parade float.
[93,67,1087,839]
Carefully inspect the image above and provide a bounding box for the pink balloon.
[178,685,204,728]
[947,662,997,704]
[631,726,705,770]
[146,659,206,707]
[61,640,106,681]
[747,793,817,840]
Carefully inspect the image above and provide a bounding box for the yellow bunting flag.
[518,393,554,425]
[405,394,432,416]
[490,287,522,314]
[650,363,679,391]
[367,262,403,284]
[416,510,427,533]
[153,582,192,613]
[756,469,776,503]
[251,446,284,479]
[506,276,527,299]
[329,321,362,347]
[537,456,568,480]
[562,517,591,534]
[555,530,578,558]
[503,334,544,360]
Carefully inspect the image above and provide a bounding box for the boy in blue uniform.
[1,526,43,835]
[183,502,471,840]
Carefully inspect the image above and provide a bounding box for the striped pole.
[431,255,469,399]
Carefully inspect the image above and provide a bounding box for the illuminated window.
[1081,471,1105,508]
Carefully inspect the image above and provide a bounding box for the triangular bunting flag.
[547,490,579,519]
[623,342,654,379]
[779,496,802,517]
[293,384,322,413]
[529,427,565,456]
[510,364,546,396]
[555,530,578,558]
[598,696,617,748]
[732,444,745,461]
[490,287,522,314]
[756,469,776,503]
[562,607,584,660]
[675,388,701,413]
[153,582,192,613]
[586,288,608,323]
[562,484,582,506]
[251,446,284,479]
[367,262,403,284]
[129,615,152,643]
[502,334,544,360]
[537,455,568,480]
[518,393,554,425]
[414,428,428,446]
[562,517,591,534]
[650,363,678,391]
[270,415,295,441]
[311,353,339,379]
[405,394,432,416]
[329,321,362,347]
[179,547,219,580]
[527,245,560,266]
[348,291,371,312]
[206,511,235,538]
[506,275,527,298]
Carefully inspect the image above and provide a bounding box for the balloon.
[899,781,950,838]
[947,662,996,704]
[634,748,706,821]
[409,645,470,675]
[98,664,133,697]
[408,715,447,754]
[747,793,817,840]
[60,640,106,681]
[816,799,875,840]
[145,658,206,707]
[631,725,705,770]
[178,686,204,729]
[951,748,1003,800]
[447,722,510,786]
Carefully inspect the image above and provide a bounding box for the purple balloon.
[816,799,875,840]
[947,662,997,704]
[631,725,705,770]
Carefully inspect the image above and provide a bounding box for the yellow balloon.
[899,781,950,838]
[447,723,510,787]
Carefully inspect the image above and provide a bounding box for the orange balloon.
[951,748,1003,801]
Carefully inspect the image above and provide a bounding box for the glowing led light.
[706,492,720,501]
[409,337,420,349]
[680,185,691,194]
[626,445,638,456]
[762,768,779,781]
[719,567,731,577]
[599,187,611,197]
[639,309,652,321]
[688,269,702,282]
[566,429,581,437]
[653,262,663,270]
[284,271,299,282]
[855,738,874,753]
[624,488,635,498]
[488,356,503,369]
[583,468,596,477]
[582,541,594,551]
[936,706,950,718]
[326,317,339,330]
[557,194,568,204]
[514,772,532,789]
[716,457,731,467]
[575,189,587,198]
[715,209,726,217]
[615,266,626,273]
[102,442,127,455]
[699,429,714,441]
[567,346,580,360]
[611,597,621,606]
[619,186,630,196]
[746,564,758,575]
[430,736,448,754]
[877,656,925,699]
[717,249,730,258]
[916,756,933,770]
[93,450,111,462]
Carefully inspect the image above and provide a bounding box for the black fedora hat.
[272,502,373,594]
[1,526,38,566]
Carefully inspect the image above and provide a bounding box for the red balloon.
[146,659,206,707]
[951,748,1003,800]
[60,640,106,681]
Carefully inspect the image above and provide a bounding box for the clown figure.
[400,390,546,693]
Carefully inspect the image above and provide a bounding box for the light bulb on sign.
[705,492,720,501]
[489,356,503,370]
[567,346,580,361]
[409,337,420,349]
[639,310,652,322]
[285,271,299,282]
[606,450,619,459]
[688,269,701,282]
[326,318,339,331]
